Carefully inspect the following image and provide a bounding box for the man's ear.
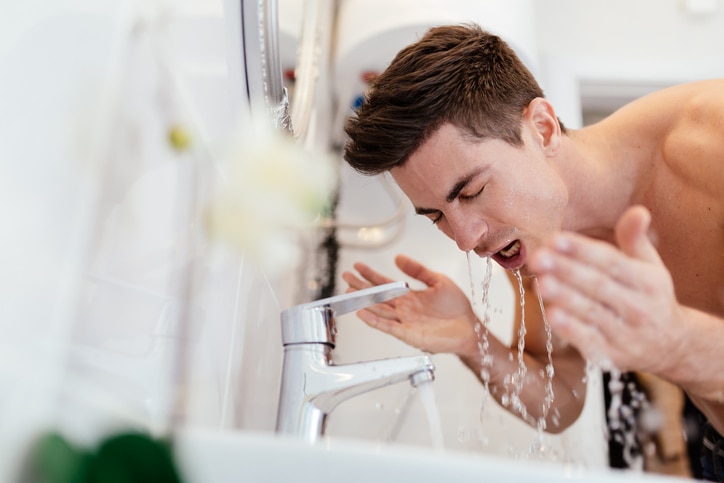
[525,98,561,155]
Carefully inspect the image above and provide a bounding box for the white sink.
[173,427,688,483]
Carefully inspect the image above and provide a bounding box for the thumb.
[395,254,440,287]
[615,205,662,264]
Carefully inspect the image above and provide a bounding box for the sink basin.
[173,427,689,483]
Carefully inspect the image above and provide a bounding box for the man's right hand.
[341,254,480,357]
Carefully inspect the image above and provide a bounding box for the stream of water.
[417,380,446,451]
[467,253,493,410]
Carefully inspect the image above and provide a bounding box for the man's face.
[390,122,567,275]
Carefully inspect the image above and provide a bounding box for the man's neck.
[556,127,646,240]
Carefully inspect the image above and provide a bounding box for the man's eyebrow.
[414,206,439,216]
[412,169,484,215]
[446,174,475,202]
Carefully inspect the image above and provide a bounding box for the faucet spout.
[311,351,434,412]
[276,344,434,442]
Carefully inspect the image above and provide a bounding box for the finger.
[615,205,663,265]
[352,262,396,286]
[536,273,621,338]
[364,302,400,321]
[395,254,440,286]
[341,271,371,290]
[534,248,651,328]
[356,308,407,339]
[538,233,647,290]
[534,247,625,307]
[545,306,611,366]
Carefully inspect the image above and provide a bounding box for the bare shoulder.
[609,80,724,192]
[659,80,724,193]
[608,79,724,127]
[635,78,724,110]
[659,79,724,133]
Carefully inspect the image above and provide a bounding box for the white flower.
[206,119,335,274]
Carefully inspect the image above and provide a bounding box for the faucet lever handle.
[318,281,409,316]
[281,281,409,346]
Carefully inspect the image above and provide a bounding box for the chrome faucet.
[275,281,435,443]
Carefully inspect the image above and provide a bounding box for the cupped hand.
[529,205,686,374]
[341,254,479,356]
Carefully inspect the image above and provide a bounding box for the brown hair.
[344,24,562,175]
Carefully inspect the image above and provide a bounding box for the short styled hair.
[344,23,558,175]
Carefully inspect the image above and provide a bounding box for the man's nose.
[448,210,487,252]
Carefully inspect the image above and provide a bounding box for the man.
[341,24,723,478]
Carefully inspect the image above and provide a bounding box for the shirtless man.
[341,24,724,478]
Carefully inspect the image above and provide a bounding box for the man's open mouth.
[498,240,521,259]
[491,239,525,270]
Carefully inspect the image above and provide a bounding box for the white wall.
[535,0,724,128]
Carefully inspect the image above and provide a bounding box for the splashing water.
[603,365,646,471]
[466,253,494,411]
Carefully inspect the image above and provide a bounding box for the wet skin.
[390,121,567,273]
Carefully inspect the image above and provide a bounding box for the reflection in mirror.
[242,0,290,132]
[278,0,410,252]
